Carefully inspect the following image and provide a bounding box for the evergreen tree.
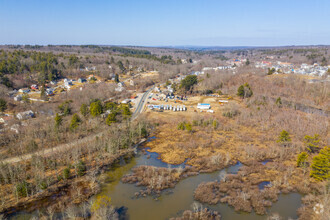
[104,102,117,111]
[76,160,86,176]
[117,61,125,72]
[63,168,70,179]
[90,100,103,117]
[121,105,131,118]
[68,55,78,66]
[40,84,48,101]
[0,98,7,112]
[80,103,88,117]
[310,147,330,181]
[304,134,321,153]
[297,152,308,167]
[70,114,81,130]
[237,85,244,97]
[110,56,115,64]
[115,74,119,83]
[237,83,253,98]
[106,112,117,126]
[277,130,291,143]
[58,101,72,116]
[54,113,62,129]
[180,75,197,92]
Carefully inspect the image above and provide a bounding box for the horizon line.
[1,44,329,48]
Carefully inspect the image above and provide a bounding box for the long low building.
[197,103,211,109]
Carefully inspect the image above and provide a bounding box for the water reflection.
[97,152,301,220]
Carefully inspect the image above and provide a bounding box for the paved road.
[0,87,154,164]
[131,86,154,120]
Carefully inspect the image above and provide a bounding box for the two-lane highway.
[131,86,154,120]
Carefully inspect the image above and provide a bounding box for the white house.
[197,103,211,110]
[115,82,125,92]
[14,95,22,101]
[19,88,30,93]
[16,110,34,120]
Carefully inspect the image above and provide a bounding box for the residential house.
[19,88,30,93]
[115,82,125,92]
[16,110,34,120]
[64,78,73,89]
[78,78,86,83]
[31,84,38,90]
[46,88,55,96]
[197,103,211,110]
[14,94,22,101]
[85,66,96,71]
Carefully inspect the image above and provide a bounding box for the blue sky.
[0,0,329,46]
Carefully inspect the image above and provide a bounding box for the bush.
[185,123,192,132]
[22,94,30,103]
[212,120,218,129]
[275,97,282,106]
[267,68,276,75]
[177,122,185,130]
[57,175,63,181]
[27,140,38,152]
[140,127,148,138]
[63,167,70,179]
[39,181,48,190]
[76,160,86,176]
[16,181,30,197]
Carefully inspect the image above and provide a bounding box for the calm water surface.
[11,143,302,220]
[96,148,302,220]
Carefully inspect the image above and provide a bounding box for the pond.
[10,141,302,220]
[96,146,302,220]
